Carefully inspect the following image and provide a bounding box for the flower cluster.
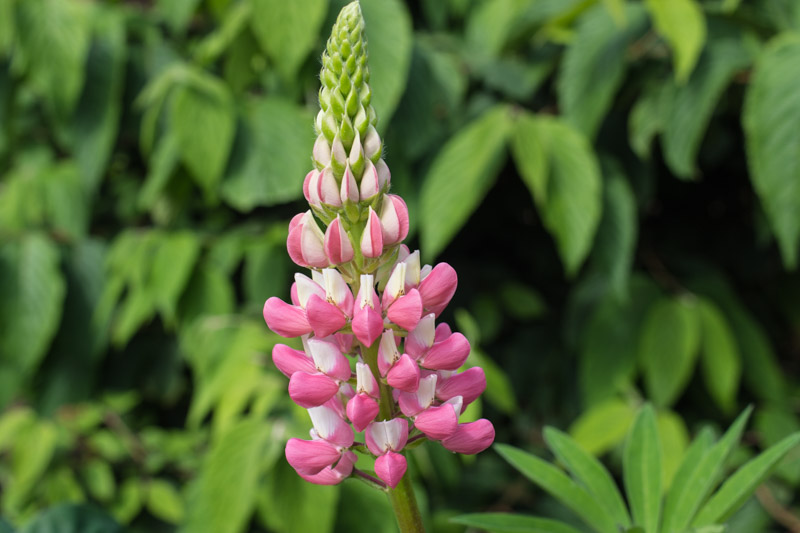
[262,1,494,490]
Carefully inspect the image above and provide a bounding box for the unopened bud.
[313,135,332,169]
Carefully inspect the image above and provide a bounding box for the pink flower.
[306,269,354,338]
[324,216,354,264]
[286,405,354,476]
[287,211,328,268]
[346,362,380,431]
[418,263,457,316]
[365,418,409,488]
[380,194,409,245]
[351,275,384,347]
[361,207,383,258]
[441,419,495,455]
[436,367,486,409]
[398,375,459,440]
[340,164,359,204]
[288,339,352,408]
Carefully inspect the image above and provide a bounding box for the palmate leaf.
[452,512,583,533]
[623,404,661,533]
[494,444,619,533]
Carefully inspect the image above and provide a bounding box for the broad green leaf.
[4,419,58,516]
[452,513,583,533]
[638,296,701,407]
[511,114,603,276]
[178,265,236,324]
[16,0,91,119]
[656,410,689,490]
[150,232,202,325]
[693,432,800,526]
[697,299,742,414]
[662,407,752,532]
[157,0,202,34]
[243,227,290,305]
[139,132,180,210]
[182,418,271,533]
[570,398,637,456]
[588,164,637,299]
[468,347,518,415]
[42,162,89,240]
[465,0,525,60]
[335,479,395,533]
[544,427,631,528]
[558,3,647,138]
[83,459,115,503]
[250,0,327,81]
[494,444,620,533]
[222,98,314,211]
[361,0,413,127]
[70,7,126,194]
[171,75,235,198]
[743,35,800,268]
[623,404,662,533]
[755,407,800,484]
[662,32,751,179]
[0,235,66,407]
[499,282,547,320]
[147,479,184,524]
[644,0,707,83]
[420,105,511,260]
[21,504,121,533]
[629,82,670,159]
[111,478,143,525]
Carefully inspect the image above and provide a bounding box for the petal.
[398,374,437,417]
[286,222,307,267]
[294,273,325,309]
[360,207,384,258]
[322,268,354,316]
[346,393,380,432]
[441,419,495,455]
[318,167,342,207]
[340,164,359,204]
[405,314,435,359]
[263,297,312,338]
[359,160,381,201]
[375,159,391,189]
[306,338,351,381]
[351,305,384,348]
[414,404,458,440]
[285,438,341,475]
[387,289,422,331]
[303,170,318,205]
[308,405,354,448]
[380,194,409,245]
[434,322,452,342]
[272,344,315,377]
[355,361,379,397]
[377,329,400,377]
[300,217,329,268]
[306,294,347,338]
[312,135,331,168]
[386,354,420,393]
[288,372,340,408]
[421,332,470,371]
[324,216,355,265]
[418,263,458,316]
[365,418,409,456]
[381,262,406,309]
[375,452,407,489]
[437,367,486,408]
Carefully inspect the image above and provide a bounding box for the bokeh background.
[1,0,800,531]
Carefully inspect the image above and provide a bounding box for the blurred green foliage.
[1,0,800,531]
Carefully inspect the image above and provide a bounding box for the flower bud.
[303,170,320,206]
[324,216,354,264]
[313,135,332,168]
[360,207,383,258]
[287,211,328,268]
[359,159,381,201]
[363,125,382,162]
[330,135,348,178]
[380,194,409,245]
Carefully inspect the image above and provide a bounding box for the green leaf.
[743,35,800,268]
[661,407,752,532]
[570,398,637,456]
[16,0,91,119]
[499,282,547,320]
[361,0,413,127]
[21,504,121,533]
[250,0,327,81]
[0,235,66,407]
[656,409,689,490]
[662,30,751,179]
[244,229,290,306]
[623,404,662,533]
[451,513,584,533]
[693,432,800,526]
[171,75,235,198]
[69,7,126,194]
[156,0,202,34]
[222,98,314,211]
[178,265,236,324]
[335,479,394,533]
[638,296,701,407]
[147,479,184,524]
[420,105,511,260]
[544,428,631,528]
[697,299,742,414]
[558,3,647,138]
[468,347,518,415]
[182,418,271,533]
[494,444,620,533]
[83,459,116,503]
[644,0,707,83]
[465,0,525,60]
[4,419,58,516]
[511,114,603,276]
[150,232,202,325]
[42,162,90,240]
[111,478,143,525]
[628,82,669,160]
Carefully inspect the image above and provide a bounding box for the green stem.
[359,340,425,532]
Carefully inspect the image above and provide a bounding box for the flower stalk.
[262,2,494,531]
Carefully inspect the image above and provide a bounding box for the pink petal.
[437,367,486,408]
[308,404,354,448]
[286,223,307,267]
[356,361,379,397]
[288,212,305,233]
[421,333,470,371]
[306,295,347,338]
[298,450,356,485]
[360,207,383,258]
[324,216,355,265]
[346,393,380,432]
[381,262,406,310]
[294,273,325,309]
[375,452,407,489]
[285,438,341,475]
[375,159,391,189]
[441,419,495,455]
[406,314,435,359]
[434,322,452,342]
[318,167,342,207]
[272,344,315,377]
[414,404,458,440]
[306,338,351,382]
[387,289,422,331]
[398,374,436,416]
[365,418,409,456]
[334,333,354,354]
[418,263,458,316]
[356,274,380,310]
[288,372,340,408]
[351,305,384,348]
[386,354,420,393]
[300,218,329,268]
[359,160,380,201]
[322,268,354,316]
[303,170,318,205]
[340,165,359,204]
[263,297,312,338]
[380,194,409,245]
[378,329,400,377]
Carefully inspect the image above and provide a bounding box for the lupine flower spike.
[262,2,494,529]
